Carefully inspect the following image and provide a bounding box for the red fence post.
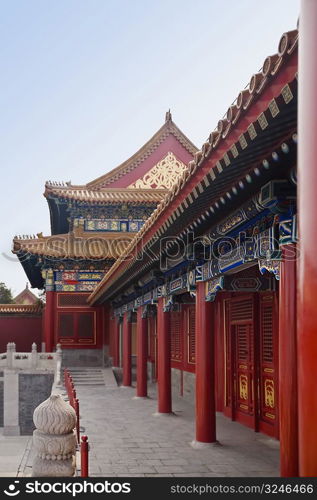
[75,398,80,443]
[81,436,89,477]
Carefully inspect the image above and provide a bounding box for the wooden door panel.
[228,295,255,428]
[258,293,278,437]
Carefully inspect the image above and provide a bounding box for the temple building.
[13,283,38,305]
[87,28,298,475]
[6,10,317,477]
[11,113,197,364]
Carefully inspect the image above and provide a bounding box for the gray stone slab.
[72,368,279,478]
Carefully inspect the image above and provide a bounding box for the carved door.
[230,295,255,429]
[258,293,279,437]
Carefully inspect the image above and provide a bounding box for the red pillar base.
[190,440,220,449]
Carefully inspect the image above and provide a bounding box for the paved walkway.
[0,430,31,477]
[75,368,280,477]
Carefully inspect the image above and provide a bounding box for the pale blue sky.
[0,0,299,296]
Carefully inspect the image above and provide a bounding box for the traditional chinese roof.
[44,115,197,234]
[86,114,197,189]
[13,232,134,260]
[0,303,42,314]
[13,283,38,305]
[88,28,298,305]
[44,186,167,204]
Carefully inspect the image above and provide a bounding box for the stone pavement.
[75,368,280,477]
[0,429,31,477]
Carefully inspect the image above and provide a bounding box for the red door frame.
[222,291,279,437]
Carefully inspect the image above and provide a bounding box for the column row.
[113,287,217,444]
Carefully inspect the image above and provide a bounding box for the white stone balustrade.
[0,342,60,371]
[32,394,77,477]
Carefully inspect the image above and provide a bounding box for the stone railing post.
[54,344,62,388]
[32,394,77,476]
[31,342,38,369]
[6,342,16,369]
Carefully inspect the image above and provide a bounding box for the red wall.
[0,315,42,352]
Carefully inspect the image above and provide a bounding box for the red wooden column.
[44,269,55,353]
[44,291,55,353]
[122,312,132,387]
[136,307,148,397]
[112,317,120,368]
[298,0,317,477]
[195,281,216,443]
[279,244,298,476]
[157,297,172,413]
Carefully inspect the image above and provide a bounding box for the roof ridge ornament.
[165,109,172,122]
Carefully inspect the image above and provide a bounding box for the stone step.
[72,382,105,386]
[68,368,105,386]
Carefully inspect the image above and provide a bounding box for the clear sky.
[0,0,299,296]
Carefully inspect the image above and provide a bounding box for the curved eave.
[46,197,69,235]
[0,303,42,315]
[14,252,45,289]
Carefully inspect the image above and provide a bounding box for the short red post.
[81,436,89,477]
[72,389,77,407]
[74,398,80,443]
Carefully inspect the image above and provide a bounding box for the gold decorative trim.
[281,84,293,104]
[258,113,268,130]
[230,144,239,158]
[239,134,248,150]
[128,152,187,190]
[265,412,275,420]
[248,123,257,140]
[223,153,230,166]
[269,99,280,118]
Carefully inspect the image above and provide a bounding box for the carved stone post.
[32,394,77,477]
[31,342,38,369]
[6,342,16,369]
[54,344,62,388]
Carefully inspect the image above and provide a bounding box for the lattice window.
[261,299,274,363]
[58,294,89,307]
[236,324,249,361]
[77,313,94,338]
[171,312,182,361]
[57,311,95,343]
[230,298,253,321]
[59,313,74,337]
